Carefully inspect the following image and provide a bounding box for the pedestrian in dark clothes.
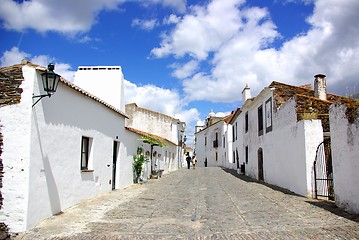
[186,153,191,169]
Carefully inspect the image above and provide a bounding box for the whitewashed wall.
[231,114,243,172]
[194,128,207,168]
[123,130,152,181]
[126,104,179,143]
[0,65,134,233]
[238,91,323,197]
[0,66,35,232]
[125,104,182,173]
[27,74,131,230]
[194,121,226,168]
[222,123,234,169]
[329,104,359,214]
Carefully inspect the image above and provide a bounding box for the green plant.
[141,136,165,147]
[141,136,166,174]
[133,147,149,183]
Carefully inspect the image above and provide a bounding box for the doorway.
[236,149,240,169]
[112,141,119,190]
[314,138,334,200]
[258,148,264,181]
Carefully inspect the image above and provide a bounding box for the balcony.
[213,140,218,148]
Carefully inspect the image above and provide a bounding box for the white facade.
[231,87,324,197]
[195,119,232,168]
[329,104,359,214]
[0,65,134,232]
[74,66,125,112]
[125,104,185,173]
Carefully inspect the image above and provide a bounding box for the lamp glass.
[41,64,60,94]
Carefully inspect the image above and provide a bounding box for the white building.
[194,112,234,168]
[125,103,186,174]
[0,61,135,234]
[239,75,359,198]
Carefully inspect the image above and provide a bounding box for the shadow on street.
[221,167,359,223]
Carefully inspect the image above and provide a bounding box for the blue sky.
[1,0,359,144]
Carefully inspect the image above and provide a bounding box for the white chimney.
[314,74,327,100]
[242,84,251,103]
[74,66,125,112]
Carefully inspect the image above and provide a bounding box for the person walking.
[192,155,197,169]
[186,153,191,169]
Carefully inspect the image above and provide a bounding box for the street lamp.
[32,63,61,107]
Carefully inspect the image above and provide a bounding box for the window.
[213,132,218,148]
[245,146,249,164]
[205,136,207,146]
[233,151,235,163]
[245,112,249,133]
[223,136,225,148]
[81,136,92,170]
[265,97,273,133]
[258,105,263,136]
[215,152,218,161]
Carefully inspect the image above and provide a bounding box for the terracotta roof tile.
[125,127,177,146]
[269,81,359,131]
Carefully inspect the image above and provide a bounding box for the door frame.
[112,141,119,190]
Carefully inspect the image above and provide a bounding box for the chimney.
[242,84,251,103]
[314,74,327,100]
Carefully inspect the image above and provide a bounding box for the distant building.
[125,103,186,174]
[194,111,234,168]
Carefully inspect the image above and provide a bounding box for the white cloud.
[163,14,181,25]
[147,0,187,13]
[0,0,123,34]
[0,0,187,35]
[0,47,30,67]
[0,47,76,81]
[151,0,245,59]
[171,60,199,79]
[153,0,359,102]
[131,18,158,31]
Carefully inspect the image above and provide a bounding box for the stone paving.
[15,167,359,239]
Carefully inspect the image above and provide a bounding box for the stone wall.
[0,66,24,239]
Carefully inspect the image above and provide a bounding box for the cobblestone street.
[16,167,359,239]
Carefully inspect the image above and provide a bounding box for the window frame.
[265,97,273,133]
[81,136,93,171]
